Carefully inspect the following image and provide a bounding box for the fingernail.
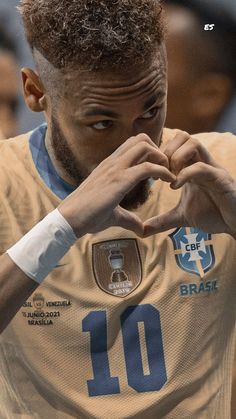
[170,181,179,189]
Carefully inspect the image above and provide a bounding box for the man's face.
[47,52,167,210]
[0,51,19,138]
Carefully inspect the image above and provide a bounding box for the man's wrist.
[7,209,77,284]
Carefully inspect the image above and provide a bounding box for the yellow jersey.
[0,125,236,418]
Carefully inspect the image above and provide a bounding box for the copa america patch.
[169,227,215,277]
[92,239,142,297]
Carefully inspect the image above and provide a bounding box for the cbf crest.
[92,239,142,297]
[169,227,215,277]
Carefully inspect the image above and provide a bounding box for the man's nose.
[120,123,149,144]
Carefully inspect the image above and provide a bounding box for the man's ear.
[21,68,47,112]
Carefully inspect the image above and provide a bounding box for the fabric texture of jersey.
[0,126,236,419]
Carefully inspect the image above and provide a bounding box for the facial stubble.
[50,116,152,211]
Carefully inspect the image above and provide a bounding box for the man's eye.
[140,107,159,119]
[92,121,113,130]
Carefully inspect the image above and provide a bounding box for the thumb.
[143,206,183,237]
[113,206,144,237]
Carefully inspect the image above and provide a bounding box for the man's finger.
[113,207,144,237]
[127,162,176,185]
[121,141,169,169]
[164,132,219,175]
[164,131,190,160]
[169,139,214,175]
[143,207,184,237]
[111,133,159,158]
[170,162,226,190]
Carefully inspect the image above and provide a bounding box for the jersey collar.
[29,124,76,200]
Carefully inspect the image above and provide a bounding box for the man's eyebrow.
[80,92,165,118]
[82,109,120,118]
[143,93,164,111]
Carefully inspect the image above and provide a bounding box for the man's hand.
[143,132,236,239]
[58,134,176,238]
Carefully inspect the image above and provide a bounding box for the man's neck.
[44,127,78,187]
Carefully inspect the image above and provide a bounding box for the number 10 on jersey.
[82,304,167,396]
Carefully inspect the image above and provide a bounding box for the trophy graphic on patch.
[109,249,128,283]
[93,239,142,297]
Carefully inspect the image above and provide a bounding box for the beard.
[50,116,152,210]
[119,179,152,210]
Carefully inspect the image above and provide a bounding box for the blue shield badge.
[169,228,215,277]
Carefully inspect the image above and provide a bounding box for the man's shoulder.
[0,131,32,154]
[163,127,236,146]
[0,131,32,169]
[0,131,33,193]
[192,130,236,149]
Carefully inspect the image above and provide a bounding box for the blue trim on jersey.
[29,124,76,199]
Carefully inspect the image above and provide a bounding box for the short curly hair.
[19,0,165,71]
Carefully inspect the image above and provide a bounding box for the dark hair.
[19,0,165,71]
[164,0,236,84]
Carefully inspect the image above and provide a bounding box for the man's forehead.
[63,56,167,101]
[34,47,167,104]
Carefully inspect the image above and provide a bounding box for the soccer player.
[0,1,236,418]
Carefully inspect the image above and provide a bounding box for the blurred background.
[0,0,43,137]
[164,0,236,135]
[0,0,235,137]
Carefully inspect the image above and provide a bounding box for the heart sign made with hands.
[143,132,236,240]
[59,132,236,241]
